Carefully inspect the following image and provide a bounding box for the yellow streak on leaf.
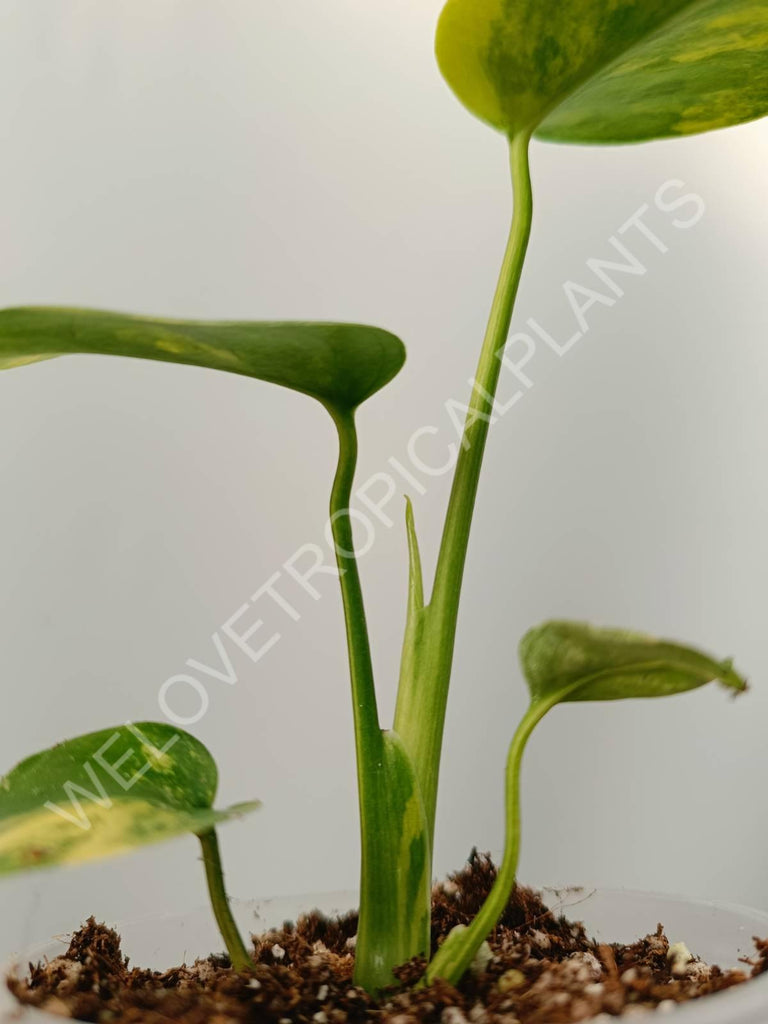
[0,354,55,369]
[154,339,187,355]
[0,801,203,874]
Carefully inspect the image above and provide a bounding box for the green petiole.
[395,130,534,847]
[198,829,253,973]
[425,697,556,985]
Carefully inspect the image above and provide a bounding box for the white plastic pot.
[3,887,768,1023]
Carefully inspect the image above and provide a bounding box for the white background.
[0,0,767,961]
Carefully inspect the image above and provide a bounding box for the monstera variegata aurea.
[0,0,763,991]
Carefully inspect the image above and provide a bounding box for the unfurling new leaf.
[520,620,747,705]
[0,722,258,876]
[427,621,746,986]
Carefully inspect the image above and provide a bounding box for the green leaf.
[428,620,746,985]
[0,307,406,413]
[436,0,768,143]
[0,722,259,877]
[520,620,747,705]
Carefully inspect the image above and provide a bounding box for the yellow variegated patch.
[0,723,259,877]
[0,799,255,875]
[354,730,431,992]
[436,0,768,143]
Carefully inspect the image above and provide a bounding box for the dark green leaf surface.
[520,621,747,704]
[0,307,406,413]
[436,0,768,143]
[0,722,258,876]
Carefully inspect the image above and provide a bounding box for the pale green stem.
[198,828,252,972]
[394,131,534,839]
[425,696,557,985]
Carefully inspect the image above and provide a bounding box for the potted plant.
[1,1,767,1021]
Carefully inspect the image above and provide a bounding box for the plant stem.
[394,131,534,839]
[328,406,384,776]
[198,828,252,972]
[331,408,431,992]
[425,696,556,985]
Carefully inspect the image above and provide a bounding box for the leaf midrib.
[541,654,738,702]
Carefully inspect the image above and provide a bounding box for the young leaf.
[520,620,747,705]
[0,722,258,876]
[428,621,747,985]
[0,307,406,414]
[436,0,768,143]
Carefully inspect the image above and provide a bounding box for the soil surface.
[8,853,768,1023]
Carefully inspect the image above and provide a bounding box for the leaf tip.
[718,658,748,696]
[228,800,262,817]
[403,496,424,613]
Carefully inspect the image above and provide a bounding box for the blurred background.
[0,0,767,960]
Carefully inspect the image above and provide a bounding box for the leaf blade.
[540,0,768,143]
[0,722,259,877]
[0,307,406,413]
[520,621,747,704]
[436,0,768,144]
